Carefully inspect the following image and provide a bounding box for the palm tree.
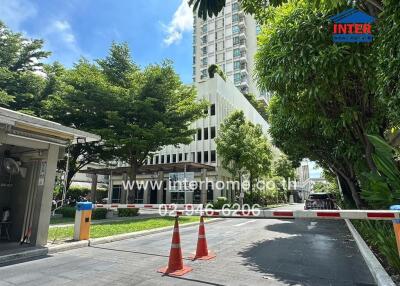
[188,0,226,20]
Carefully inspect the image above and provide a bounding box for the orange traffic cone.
[158,216,192,276]
[189,216,216,260]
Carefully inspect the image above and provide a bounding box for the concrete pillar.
[157,171,164,204]
[32,144,59,246]
[166,176,171,204]
[90,174,98,203]
[200,168,207,205]
[107,172,113,204]
[143,180,150,204]
[120,172,127,204]
[186,190,194,204]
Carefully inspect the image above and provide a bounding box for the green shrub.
[212,197,228,209]
[91,208,108,220]
[58,207,76,218]
[118,208,139,217]
[67,187,91,201]
[353,220,400,274]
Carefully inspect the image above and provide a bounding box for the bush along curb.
[345,219,395,286]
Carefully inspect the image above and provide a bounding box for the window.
[202,25,207,33]
[155,156,159,164]
[197,128,202,140]
[161,155,165,164]
[232,14,239,23]
[167,155,170,163]
[201,69,207,79]
[211,104,216,116]
[191,152,195,162]
[211,150,216,162]
[201,35,207,44]
[211,127,216,139]
[202,46,207,56]
[184,153,188,161]
[204,127,209,140]
[232,25,240,34]
[233,48,241,58]
[172,154,176,163]
[232,2,239,12]
[234,61,241,70]
[193,56,196,64]
[233,36,240,46]
[234,73,241,84]
[202,57,207,67]
[197,151,202,163]
[204,151,209,163]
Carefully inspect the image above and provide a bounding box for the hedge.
[118,208,139,217]
[57,206,107,220]
[91,208,108,220]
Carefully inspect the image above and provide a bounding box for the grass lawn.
[50,216,75,225]
[48,216,200,242]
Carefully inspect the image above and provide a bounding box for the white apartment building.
[84,75,270,205]
[192,0,264,99]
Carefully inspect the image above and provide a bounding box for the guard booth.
[0,108,99,253]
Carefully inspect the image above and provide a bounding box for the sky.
[0,0,194,83]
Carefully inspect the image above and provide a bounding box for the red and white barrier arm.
[168,209,400,221]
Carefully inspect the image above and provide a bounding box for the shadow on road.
[162,275,226,286]
[238,220,375,286]
[89,245,193,260]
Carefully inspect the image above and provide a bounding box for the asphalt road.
[0,204,375,286]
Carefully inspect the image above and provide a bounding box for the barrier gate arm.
[167,209,400,220]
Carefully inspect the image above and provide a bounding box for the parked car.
[305,193,337,210]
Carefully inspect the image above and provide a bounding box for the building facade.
[192,0,262,98]
[90,75,270,205]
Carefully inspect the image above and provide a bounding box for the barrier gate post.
[74,202,92,241]
[391,205,400,255]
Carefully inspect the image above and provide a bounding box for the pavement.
[0,204,376,286]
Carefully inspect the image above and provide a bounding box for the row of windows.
[148,150,217,165]
[197,126,216,140]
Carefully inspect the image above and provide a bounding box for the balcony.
[238,18,246,28]
[239,31,246,40]
[240,53,247,62]
[240,67,248,76]
[240,42,247,51]
[240,77,249,88]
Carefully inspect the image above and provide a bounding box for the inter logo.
[330,8,375,43]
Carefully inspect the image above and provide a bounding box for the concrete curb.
[47,218,223,253]
[345,219,395,286]
[47,240,89,254]
[0,248,48,265]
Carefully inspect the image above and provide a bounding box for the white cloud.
[163,0,193,46]
[45,20,78,52]
[50,20,77,45]
[0,0,37,29]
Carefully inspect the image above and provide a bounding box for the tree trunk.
[128,162,138,203]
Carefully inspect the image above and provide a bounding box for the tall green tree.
[96,44,207,202]
[216,110,272,195]
[43,60,117,192]
[272,155,296,184]
[254,2,388,208]
[0,21,50,111]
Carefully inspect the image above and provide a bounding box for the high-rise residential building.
[192,0,263,98]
